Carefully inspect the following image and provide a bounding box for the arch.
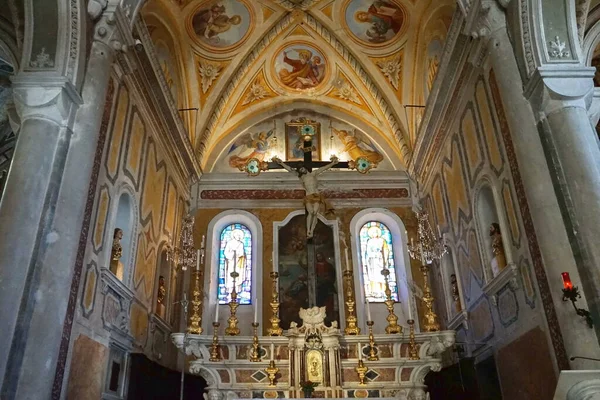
[203,210,263,334]
[472,177,513,282]
[152,243,171,322]
[204,102,404,172]
[349,208,419,332]
[106,184,139,287]
[438,241,465,321]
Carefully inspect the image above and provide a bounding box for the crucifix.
[240,124,377,309]
[269,132,350,308]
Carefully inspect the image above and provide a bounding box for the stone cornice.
[117,19,201,183]
[409,9,470,182]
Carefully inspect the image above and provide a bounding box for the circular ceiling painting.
[273,43,328,91]
[343,0,407,46]
[189,0,253,50]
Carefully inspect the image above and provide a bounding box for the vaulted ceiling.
[141,0,455,172]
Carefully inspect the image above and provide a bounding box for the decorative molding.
[376,56,402,91]
[483,262,518,306]
[548,36,571,59]
[448,310,469,331]
[199,61,221,94]
[242,80,271,105]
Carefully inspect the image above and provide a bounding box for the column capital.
[463,0,507,40]
[89,1,128,51]
[524,65,596,120]
[10,76,83,127]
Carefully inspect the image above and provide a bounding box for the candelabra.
[355,359,368,386]
[407,209,446,332]
[225,270,241,335]
[268,272,283,336]
[187,269,203,334]
[420,265,440,332]
[166,214,196,271]
[366,321,379,361]
[343,270,360,335]
[407,319,419,360]
[249,322,261,362]
[265,360,279,387]
[209,322,221,362]
[381,269,401,334]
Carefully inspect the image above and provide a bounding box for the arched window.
[218,223,252,304]
[359,221,399,303]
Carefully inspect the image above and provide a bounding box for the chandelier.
[407,209,447,264]
[166,214,197,271]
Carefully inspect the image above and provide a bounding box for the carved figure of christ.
[269,136,350,307]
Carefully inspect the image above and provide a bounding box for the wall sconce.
[561,272,593,328]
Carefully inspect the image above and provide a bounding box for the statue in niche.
[489,223,507,277]
[450,274,461,312]
[110,228,124,281]
[156,275,166,319]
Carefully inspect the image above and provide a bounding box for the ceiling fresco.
[141,0,455,172]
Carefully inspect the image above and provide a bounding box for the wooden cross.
[267,136,352,308]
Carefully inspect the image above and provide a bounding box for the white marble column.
[0,10,120,399]
[467,0,600,369]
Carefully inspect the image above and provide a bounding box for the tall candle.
[437,225,441,238]
[345,248,351,271]
[254,303,258,324]
[407,301,413,321]
[214,302,219,323]
[272,250,276,269]
[196,250,201,271]
[366,299,372,322]
[270,343,275,361]
[358,342,362,360]
[201,234,206,249]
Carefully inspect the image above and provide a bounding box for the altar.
[172,306,455,400]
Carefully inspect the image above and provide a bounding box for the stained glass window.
[359,221,399,302]
[218,224,252,304]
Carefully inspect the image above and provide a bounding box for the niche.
[441,249,461,318]
[475,185,507,280]
[110,193,134,282]
[155,249,170,321]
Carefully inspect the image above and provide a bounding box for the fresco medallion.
[188,0,253,51]
[273,43,329,91]
[343,0,407,47]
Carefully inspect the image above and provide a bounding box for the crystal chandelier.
[407,209,447,264]
[166,214,197,271]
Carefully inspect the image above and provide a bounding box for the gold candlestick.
[366,321,379,361]
[343,270,361,335]
[407,319,419,360]
[249,322,261,362]
[382,269,401,334]
[225,271,240,335]
[420,265,440,332]
[265,360,279,387]
[209,322,221,362]
[268,272,283,336]
[355,359,368,386]
[188,269,204,334]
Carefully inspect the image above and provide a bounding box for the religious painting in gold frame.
[285,118,321,162]
[305,349,323,383]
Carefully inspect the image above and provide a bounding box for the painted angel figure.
[228,129,275,169]
[272,156,339,239]
[333,128,383,164]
